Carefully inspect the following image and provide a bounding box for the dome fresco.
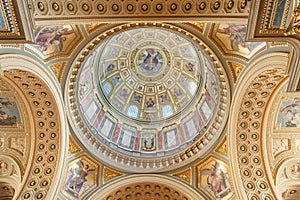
[97,28,204,122]
[72,25,229,171]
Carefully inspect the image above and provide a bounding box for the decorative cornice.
[31,0,251,25]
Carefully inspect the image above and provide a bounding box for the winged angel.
[201,161,231,199]
[64,160,95,197]
[34,26,73,53]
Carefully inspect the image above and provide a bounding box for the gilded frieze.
[32,0,251,24]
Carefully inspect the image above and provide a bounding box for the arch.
[0,54,68,200]
[0,155,21,196]
[228,52,289,199]
[88,174,207,200]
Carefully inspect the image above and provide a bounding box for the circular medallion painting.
[67,24,230,172]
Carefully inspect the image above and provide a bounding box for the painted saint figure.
[138,49,163,73]
[201,161,231,199]
[64,160,95,197]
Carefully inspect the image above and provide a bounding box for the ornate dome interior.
[71,25,228,171]
[0,0,300,200]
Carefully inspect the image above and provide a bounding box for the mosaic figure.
[138,49,163,73]
[105,63,115,73]
[118,88,129,99]
[133,93,142,103]
[64,160,95,198]
[278,97,300,127]
[173,87,183,100]
[160,93,169,103]
[201,161,231,199]
[112,75,121,85]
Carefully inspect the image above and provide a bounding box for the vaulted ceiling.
[0,1,300,200]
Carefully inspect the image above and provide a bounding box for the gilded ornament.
[240,0,247,9]
[285,4,300,36]
[156,3,163,11]
[251,133,258,140]
[170,3,177,11]
[199,2,206,10]
[241,111,249,118]
[38,2,45,11]
[39,132,45,138]
[215,137,228,156]
[68,137,81,154]
[52,2,59,11]
[103,167,123,182]
[241,157,248,164]
[253,157,260,164]
[82,3,89,12]
[259,182,266,189]
[243,169,250,176]
[239,145,246,152]
[127,4,134,12]
[67,3,75,11]
[172,168,192,183]
[239,133,246,140]
[112,4,120,12]
[141,4,148,12]
[23,193,30,199]
[185,3,192,11]
[213,1,221,10]
[227,0,234,9]
[246,182,254,189]
[50,62,65,82]
[97,4,105,12]
[243,100,252,107]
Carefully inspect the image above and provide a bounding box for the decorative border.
[33,0,251,24]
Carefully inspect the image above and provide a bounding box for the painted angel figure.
[201,161,231,199]
[35,26,73,52]
[218,25,247,51]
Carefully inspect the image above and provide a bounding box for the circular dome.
[98,28,203,122]
[67,23,230,172]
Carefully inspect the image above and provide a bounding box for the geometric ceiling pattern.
[0,1,300,200]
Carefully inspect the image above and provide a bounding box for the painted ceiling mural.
[0,2,299,198]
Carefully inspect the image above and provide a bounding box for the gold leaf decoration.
[172,168,192,184]
[215,137,228,156]
[187,22,205,34]
[68,136,81,155]
[103,167,123,183]
[50,62,66,82]
[228,61,245,83]
[86,23,108,34]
